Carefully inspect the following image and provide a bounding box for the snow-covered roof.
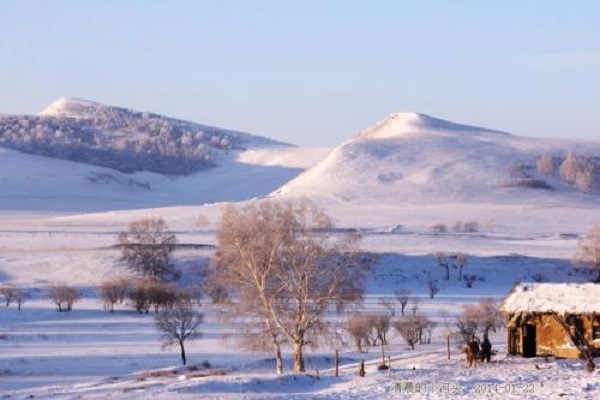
[502,283,600,315]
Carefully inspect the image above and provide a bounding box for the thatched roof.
[501,283,600,315]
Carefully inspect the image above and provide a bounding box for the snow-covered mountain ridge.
[0,97,287,175]
[276,112,600,205]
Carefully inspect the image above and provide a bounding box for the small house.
[501,283,600,359]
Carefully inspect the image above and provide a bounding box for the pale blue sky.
[1,1,599,145]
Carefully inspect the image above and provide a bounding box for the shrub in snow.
[431,224,447,233]
[0,285,26,311]
[48,284,79,312]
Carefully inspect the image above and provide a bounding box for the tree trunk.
[335,349,339,377]
[275,342,283,375]
[293,341,305,373]
[445,266,449,280]
[380,340,385,366]
[459,266,463,281]
[179,340,187,365]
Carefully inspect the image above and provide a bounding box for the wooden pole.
[446,328,451,360]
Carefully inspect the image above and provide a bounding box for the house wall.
[536,314,578,358]
[506,313,600,359]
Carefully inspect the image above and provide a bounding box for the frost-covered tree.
[209,199,367,373]
[575,224,600,282]
[118,217,177,281]
[346,314,371,353]
[560,151,579,184]
[537,154,556,175]
[394,315,431,350]
[575,161,597,193]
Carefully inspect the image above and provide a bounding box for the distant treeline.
[0,105,247,174]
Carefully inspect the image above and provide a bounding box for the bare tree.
[409,297,421,315]
[0,285,18,308]
[464,274,478,288]
[455,304,482,343]
[462,221,480,233]
[48,284,79,312]
[395,289,411,316]
[209,199,367,373]
[129,279,152,314]
[155,301,203,365]
[427,279,439,299]
[431,224,447,233]
[395,316,421,350]
[575,224,600,282]
[369,314,391,368]
[454,253,469,281]
[347,314,371,353]
[452,221,463,233]
[423,317,434,344]
[118,217,177,281]
[435,252,451,280]
[0,285,26,311]
[379,297,397,317]
[14,290,26,311]
[100,277,129,312]
[478,298,503,335]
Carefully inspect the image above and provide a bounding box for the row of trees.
[537,151,598,193]
[0,285,27,310]
[7,200,598,372]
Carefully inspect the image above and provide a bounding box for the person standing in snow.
[481,336,492,363]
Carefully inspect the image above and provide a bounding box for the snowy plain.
[2,110,600,399]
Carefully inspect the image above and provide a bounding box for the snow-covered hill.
[0,97,287,174]
[275,112,600,205]
[0,145,330,212]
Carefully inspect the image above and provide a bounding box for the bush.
[48,284,79,312]
[431,224,447,233]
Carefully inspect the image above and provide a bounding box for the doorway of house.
[522,324,536,357]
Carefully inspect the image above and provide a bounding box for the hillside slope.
[0,97,286,174]
[275,112,600,205]
[0,144,330,212]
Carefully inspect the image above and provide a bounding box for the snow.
[501,283,600,315]
[276,112,600,206]
[0,145,330,212]
[38,97,105,118]
[1,111,600,398]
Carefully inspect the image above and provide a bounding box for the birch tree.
[210,199,366,373]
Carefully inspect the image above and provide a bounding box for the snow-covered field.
[2,112,600,399]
